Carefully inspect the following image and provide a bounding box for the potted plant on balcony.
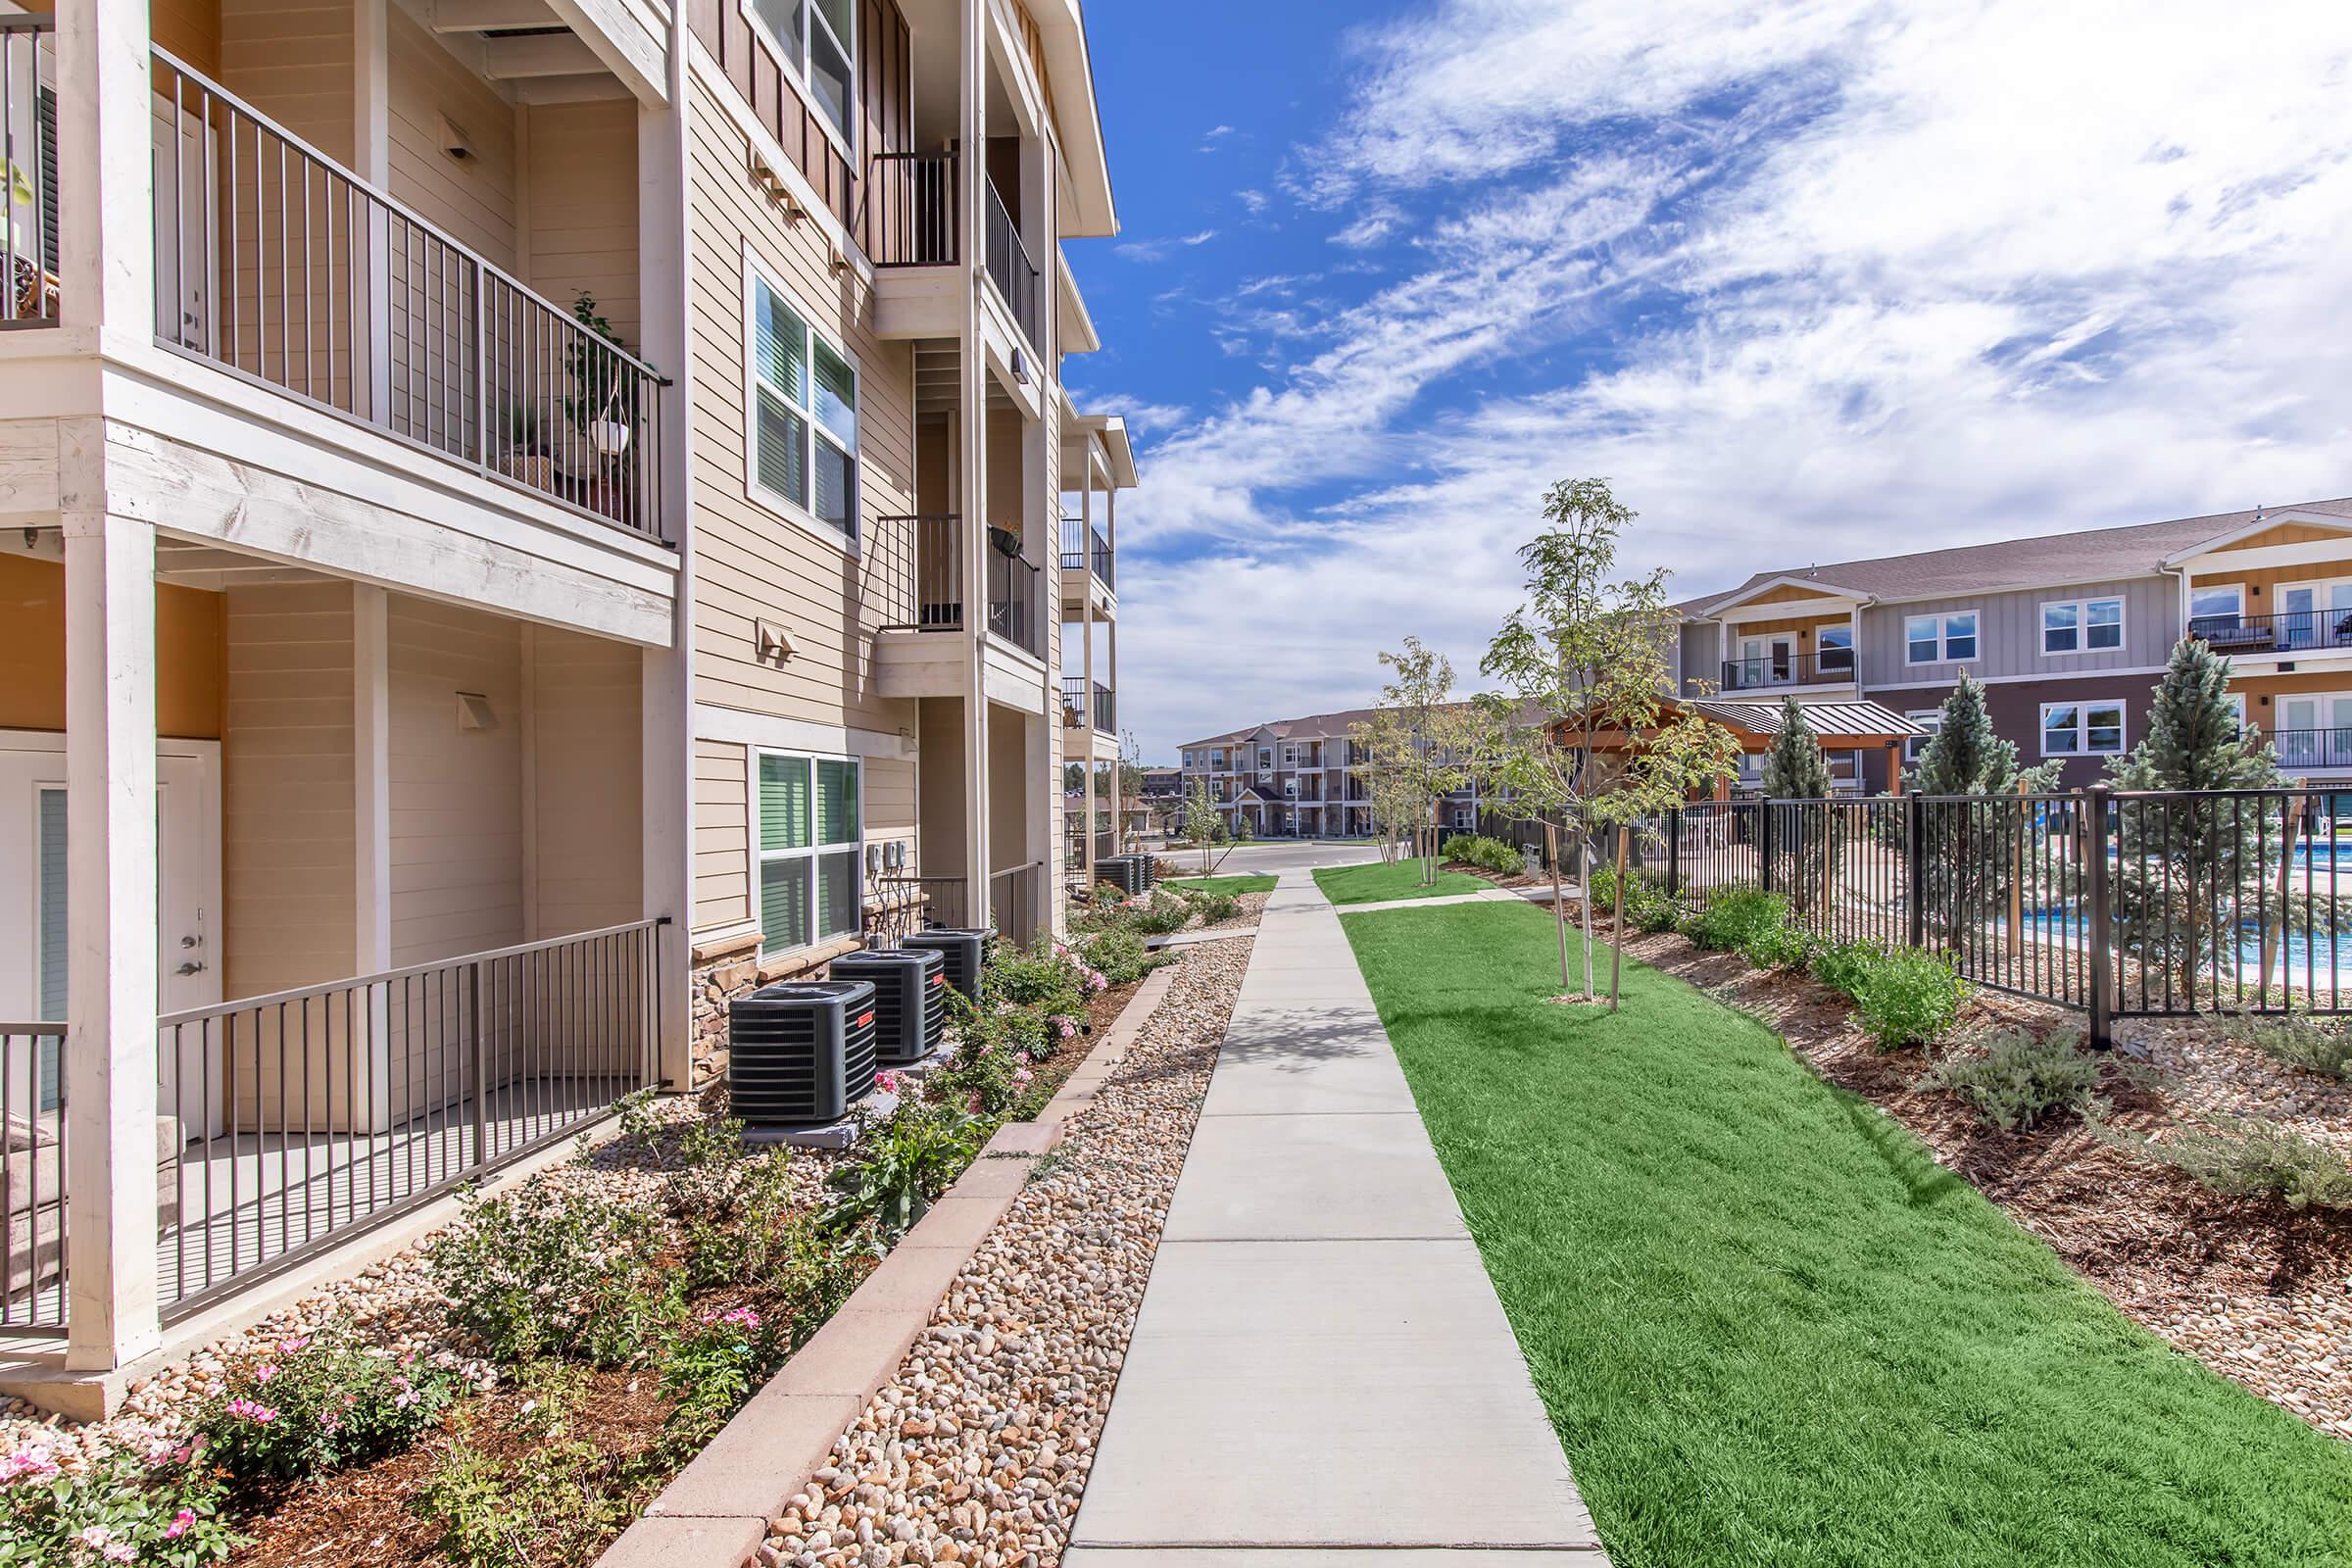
[499,399,558,495]
[5,155,56,321]
[566,291,646,524]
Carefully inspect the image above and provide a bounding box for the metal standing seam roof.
[1688,699,1927,739]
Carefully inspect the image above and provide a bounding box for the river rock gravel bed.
[760,937,1250,1568]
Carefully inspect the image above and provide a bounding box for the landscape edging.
[597,960,1184,1568]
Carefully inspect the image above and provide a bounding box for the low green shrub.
[983,934,1089,1014]
[658,1304,782,1443]
[1808,939,1885,999]
[0,1442,242,1568]
[1680,889,1790,955]
[1192,892,1243,925]
[821,1102,987,1240]
[425,1187,672,1366]
[193,1331,467,1483]
[1444,834,1526,875]
[1122,892,1195,937]
[1741,920,1819,971]
[2235,1010,2352,1080]
[1079,927,1161,987]
[1849,948,1968,1050]
[1916,1026,2106,1131]
[418,1370,645,1568]
[2099,1114,2352,1209]
[1628,883,1683,934]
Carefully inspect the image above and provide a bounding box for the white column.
[63,509,159,1372]
[352,585,395,1133]
[958,2,989,917]
[641,14,695,1089]
[56,0,153,347]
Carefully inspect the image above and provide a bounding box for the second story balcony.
[2191,610,2352,657]
[874,513,1045,661]
[1059,516,1113,590]
[149,53,666,543]
[1718,647,1855,693]
[1060,676,1113,735]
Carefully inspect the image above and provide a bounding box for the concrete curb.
[598,961,1187,1568]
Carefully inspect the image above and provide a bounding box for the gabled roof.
[1680,497,2352,616]
[2159,508,2352,565]
[1703,573,1878,613]
[1688,698,1926,740]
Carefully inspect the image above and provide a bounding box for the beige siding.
[519,99,642,349]
[220,580,358,1002]
[386,595,524,966]
[386,5,518,268]
[154,0,223,75]
[684,72,918,735]
[219,0,355,164]
[531,628,645,936]
[695,738,751,931]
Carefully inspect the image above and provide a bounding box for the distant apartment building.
[0,0,1133,1400]
[1179,710,1496,839]
[1672,499,2352,792]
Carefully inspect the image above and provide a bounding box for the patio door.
[2279,696,2352,770]
[0,737,220,1126]
[2278,582,2352,651]
[1739,634,1793,686]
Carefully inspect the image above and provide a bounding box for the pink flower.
[0,1445,59,1487]
[104,1544,139,1564]
[252,1362,278,1384]
[166,1509,197,1540]
[1012,1068,1033,1087]
[874,1069,902,1095]
[394,1378,418,1409]
[966,1091,985,1115]
[277,1335,312,1354]
[77,1526,113,1548]
[1056,1021,1077,1040]
[225,1397,279,1424]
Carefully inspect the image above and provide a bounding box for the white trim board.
[1864,665,2169,692]
[693,701,912,760]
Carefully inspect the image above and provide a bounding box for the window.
[1281,743,1298,766]
[1904,709,1943,761]
[2042,597,2125,655]
[1818,623,1854,672]
[748,266,858,544]
[2040,701,2127,758]
[742,0,857,150]
[757,752,861,956]
[1904,612,1979,664]
[2188,584,2244,632]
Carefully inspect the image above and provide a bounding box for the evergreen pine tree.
[1905,674,2060,795]
[2107,635,2280,792]
[1762,697,1834,799]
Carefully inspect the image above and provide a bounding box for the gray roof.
[1681,497,2352,615]
[1690,699,1926,739]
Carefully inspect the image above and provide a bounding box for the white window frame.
[2038,700,2128,759]
[739,0,858,161]
[2274,577,2352,649]
[742,248,860,554]
[1903,610,1981,666]
[2188,583,2245,626]
[1816,621,1855,672]
[2040,596,2126,657]
[751,748,866,958]
[1904,709,1943,761]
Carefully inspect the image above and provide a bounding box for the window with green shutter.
[757,752,862,956]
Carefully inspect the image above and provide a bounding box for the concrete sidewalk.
[1066,871,1607,1566]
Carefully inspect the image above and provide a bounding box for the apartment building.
[1180,710,1494,839]
[1674,499,2352,790]
[0,0,1130,1403]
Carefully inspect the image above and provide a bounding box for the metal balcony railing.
[874,512,964,631]
[1,14,57,329]
[2273,728,2352,771]
[150,53,667,541]
[1718,648,1856,692]
[982,178,1039,349]
[1059,518,1113,590]
[863,148,958,268]
[989,861,1044,944]
[2192,610,2352,655]
[0,1021,67,1331]
[1061,676,1113,733]
[988,537,1043,657]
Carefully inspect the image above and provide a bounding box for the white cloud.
[1181,228,1220,246]
[1108,0,2352,760]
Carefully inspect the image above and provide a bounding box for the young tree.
[1368,637,1472,884]
[1904,674,2062,940]
[1180,778,1233,877]
[2107,636,2286,989]
[1761,697,1836,912]
[1905,674,2059,796]
[1482,478,1741,1002]
[1353,708,1418,864]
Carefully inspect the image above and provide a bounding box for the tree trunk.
[1607,825,1630,1011]
[1547,822,1568,989]
[1580,831,1596,1000]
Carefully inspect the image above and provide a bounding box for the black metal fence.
[1616,786,2352,1045]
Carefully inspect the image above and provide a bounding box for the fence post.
[1758,801,1776,895]
[1665,807,1682,899]
[1906,793,1926,950]
[469,958,488,1162]
[2085,785,2114,1051]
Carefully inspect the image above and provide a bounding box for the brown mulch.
[229,1369,676,1568]
[1607,919,2352,1435]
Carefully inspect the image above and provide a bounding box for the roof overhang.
[1032,0,1117,238]
[2161,510,2352,567]
[1057,249,1101,354]
[1697,574,1877,618]
[1072,413,1139,488]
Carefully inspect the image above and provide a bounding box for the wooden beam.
[514,72,635,104]
[478,31,603,79]
[429,0,559,30]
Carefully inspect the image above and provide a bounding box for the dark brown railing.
[989,861,1044,944]
[1061,676,1113,733]
[982,178,1039,349]
[1718,647,1854,692]
[1059,517,1112,588]
[151,919,664,1319]
[988,541,1042,657]
[150,52,666,542]
[875,512,963,632]
[2192,610,2352,655]
[2274,728,2352,771]
[863,148,958,267]
[0,14,56,329]
[0,1023,67,1332]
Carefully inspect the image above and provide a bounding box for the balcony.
[983,179,1040,350]
[873,513,1044,659]
[1061,676,1114,734]
[2274,728,2352,771]
[148,53,667,542]
[864,149,960,268]
[1059,517,1113,590]
[2,15,56,329]
[2192,610,2352,656]
[1719,648,1855,692]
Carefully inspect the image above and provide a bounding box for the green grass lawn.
[1162,874,1279,895]
[1311,859,1491,906]
[1341,900,2352,1568]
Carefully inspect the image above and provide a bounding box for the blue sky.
[1062,1,2352,763]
